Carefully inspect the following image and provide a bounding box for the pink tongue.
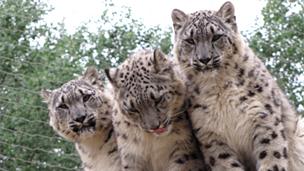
[153,127,167,134]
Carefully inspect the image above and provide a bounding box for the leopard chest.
[188,79,256,154]
[114,111,194,171]
[76,138,120,171]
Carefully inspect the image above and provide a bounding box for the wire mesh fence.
[0,3,89,166]
[0,56,83,170]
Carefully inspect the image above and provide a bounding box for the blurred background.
[0,0,303,170]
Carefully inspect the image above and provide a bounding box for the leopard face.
[172,1,238,72]
[105,49,186,135]
[41,68,112,142]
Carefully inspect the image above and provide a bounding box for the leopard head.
[105,49,186,136]
[41,67,112,142]
[172,1,239,72]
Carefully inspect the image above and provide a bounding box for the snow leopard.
[172,1,304,171]
[41,67,120,171]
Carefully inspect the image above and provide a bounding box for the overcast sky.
[44,0,264,33]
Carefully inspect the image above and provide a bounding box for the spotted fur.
[41,67,120,171]
[105,49,207,171]
[172,1,303,171]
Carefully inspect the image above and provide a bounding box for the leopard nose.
[199,57,211,65]
[74,115,86,123]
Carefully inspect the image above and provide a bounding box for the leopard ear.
[104,68,118,87]
[83,67,104,88]
[171,9,187,34]
[40,89,53,103]
[217,1,237,32]
[153,49,169,73]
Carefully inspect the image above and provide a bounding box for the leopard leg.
[199,133,245,171]
[168,141,207,171]
[120,151,150,171]
[252,112,288,171]
[167,117,208,171]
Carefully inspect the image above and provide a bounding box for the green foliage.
[0,0,82,170]
[0,0,172,170]
[69,4,172,69]
[248,0,304,111]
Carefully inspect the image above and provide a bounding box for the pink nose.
[152,127,167,134]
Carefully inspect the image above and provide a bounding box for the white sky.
[44,0,264,33]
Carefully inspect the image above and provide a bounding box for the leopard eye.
[150,92,156,100]
[125,100,139,114]
[58,103,69,109]
[212,34,223,42]
[184,38,195,45]
[83,94,92,102]
[128,108,140,114]
[155,95,165,106]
